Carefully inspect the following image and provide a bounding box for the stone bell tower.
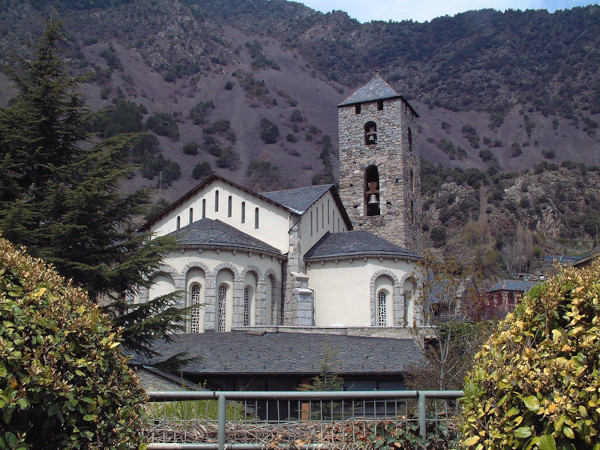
[338,74,422,254]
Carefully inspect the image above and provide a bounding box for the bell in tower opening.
[337,74,422,253]
[365,165,380,216]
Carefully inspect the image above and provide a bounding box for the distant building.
[485,280,539,318]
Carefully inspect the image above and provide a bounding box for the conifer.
[0,20,186,359]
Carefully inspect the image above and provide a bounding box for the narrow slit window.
[377,291,387,327]
[241,202,246,223]
[228,196,232,217]
[176,216,181,230]
[189,208,193,224]
[217,285,227,332]
[355,104,361,114]
[215,190,219,212]
[243,288,250,326]
[202,199,206,218]
[377,100,384,111]
[254,207,259,229]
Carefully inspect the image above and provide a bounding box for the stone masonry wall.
[338,97,422,254]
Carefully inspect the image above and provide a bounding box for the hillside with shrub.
[0,0,598,274]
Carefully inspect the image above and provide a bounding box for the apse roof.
[304,231,420,262]
[131,331,422,376]
[169,218,283,258]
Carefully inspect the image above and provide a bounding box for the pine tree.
[0,20,186,359]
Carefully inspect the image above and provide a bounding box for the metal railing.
[144,390,463,449]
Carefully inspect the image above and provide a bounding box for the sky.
[294,0,599,23]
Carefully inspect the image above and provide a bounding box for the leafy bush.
[146,112,180,140]
[100,45,122,71]
[203,136,222,157]
[131,132,160,163]
[204,119,231,134]
[192,161,213,180]
[460,262,600,449]
[259,118,279,144]
[0,237,145,448]
[216,148,240,169]
[92,98,145,138]
[142,153,181,185]
[189,101,214,126]
[182,141,199,155]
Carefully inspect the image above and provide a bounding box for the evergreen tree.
[0,21,186,359]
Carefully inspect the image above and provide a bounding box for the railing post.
[418,391,426,440]
[218,393,226,450]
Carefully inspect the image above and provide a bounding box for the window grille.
[218,285,227,332]
[191,284,201,333]
[377,291,387,327]
[243,287,250,326]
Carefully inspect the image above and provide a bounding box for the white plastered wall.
[307,258,417,327]
[149,179,291,253]
[298,191,348,259]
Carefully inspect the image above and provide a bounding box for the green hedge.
[0,237,146,448]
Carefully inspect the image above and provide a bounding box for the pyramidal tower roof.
[338,74,401,107]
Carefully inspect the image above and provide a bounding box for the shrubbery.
[0,237,145,448]
[460,261,600,449]
[192,161,213,180]
[259,118,279,144]
[146,112,180,140]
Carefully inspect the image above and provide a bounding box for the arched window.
[243,287,250,326]
[408,127,413,152]
[189,208,193,225]
[190,284,201,333]
[364,121,377,145]
[377,291,387,327]
[215,190,219,212]
[364,165,380,216]
[217,285,227,332]
[176,216,181,230]
[228,196,232,217]
[254,207,259,229]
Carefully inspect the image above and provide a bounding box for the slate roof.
[488,280,539,293]
[338,74,419,117]
[169,218,283,258]
[262,184,333,214]
[130,331,423,376]
[304,231,420,262]
[338,75,401,106]
[262,184,353,229]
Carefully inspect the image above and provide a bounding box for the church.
[135,76,426,389]
[138,75,423,333]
